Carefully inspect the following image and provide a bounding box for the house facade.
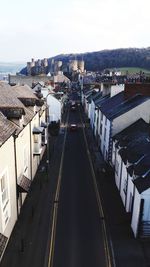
[0,112,17,260]
[112,119,150,237]
[99,91,150,161]
[0,82,47,260]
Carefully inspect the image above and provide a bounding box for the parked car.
[70,105,76,111]
[69,124,78,131]
[70,101,76,111]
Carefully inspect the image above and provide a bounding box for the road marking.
[79,109,115,267]
[47,108,69,267]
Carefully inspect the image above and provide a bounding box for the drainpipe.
[137,199,144,238]
[13,131,19,218]
[108,120,113,162]
[119,159,123,192]
[46,99,50,176]
[125,172,129,209]
[29,122,33,181]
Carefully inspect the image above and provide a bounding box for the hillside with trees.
[20,48,150,74]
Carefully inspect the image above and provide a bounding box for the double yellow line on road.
[47,109,69,267]
[79,109,114,267]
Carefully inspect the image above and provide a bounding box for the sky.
[0,0,150,62]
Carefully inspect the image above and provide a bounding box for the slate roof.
[95,94,110,108]
[0,233,8,259]
[12,84,38,99]
[84,89,93,96]
[91,91,102,103]
[86,90,99,103]
[133,177,150,194]
[0,82,25,109]
[0,111,17,144]
[0,83,42,132]
[113,119,150,193]
[100,91,150,120]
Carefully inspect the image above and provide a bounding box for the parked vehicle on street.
[69,124,78,131]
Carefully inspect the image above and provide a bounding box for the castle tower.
[69,60,78,73]
[31,58,35,67]
[78,60,84,73]
[43,58,48,67]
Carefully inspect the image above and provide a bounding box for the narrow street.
[0,98,148,267]
[51,104,110,267]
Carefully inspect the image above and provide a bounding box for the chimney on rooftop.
[124,83,150,99]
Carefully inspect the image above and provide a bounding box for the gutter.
[13,130,19,218]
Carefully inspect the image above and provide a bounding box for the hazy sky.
[0,0,150,62]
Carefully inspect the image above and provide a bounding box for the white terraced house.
[0,82,47,261]
[112,119,150,238]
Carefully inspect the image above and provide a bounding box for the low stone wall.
[9,75,53,87]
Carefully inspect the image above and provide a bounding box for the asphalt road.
[52,106,108,267]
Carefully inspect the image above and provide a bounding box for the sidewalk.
[84,121,150,267]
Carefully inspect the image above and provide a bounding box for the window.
[115,160,119,175]
[33,134,39,143]
[123,179,128,195]
[0,170,10,230]
[94,113,96,123]
[23,146,28,174]
[105,150,108,160]
[33,133,42,155]
[104,128,107,141]
[100,123,102,134]
[1,174,8,204]
[41,129,47,145]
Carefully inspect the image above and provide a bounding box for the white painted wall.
[97,109,102,136]
[47,94,61,123]
[100,115,110,160]
[114,150,122,189]
[131,188,150,237]
[120,163,128,206]
[88,103,91,120]
[90,100,95,129]
[31,112,42,179]
[112,99,150,136]
[94,109,99,136]
[126,174,134,213]
[0,137,17,238]
[131,188,141,237]
[110,84,124,97]
[142,190,150,221]
[101,83,111,96]
[16,125,31,183]
[111,141,116,166]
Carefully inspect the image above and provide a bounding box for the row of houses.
[0,82,47,260]
[33,82,69,123]
[82,82,150,238]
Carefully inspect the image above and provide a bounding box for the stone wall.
[9,75,53,87]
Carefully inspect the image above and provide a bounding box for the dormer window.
[18,98,36,107]
[1,107,24,119]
